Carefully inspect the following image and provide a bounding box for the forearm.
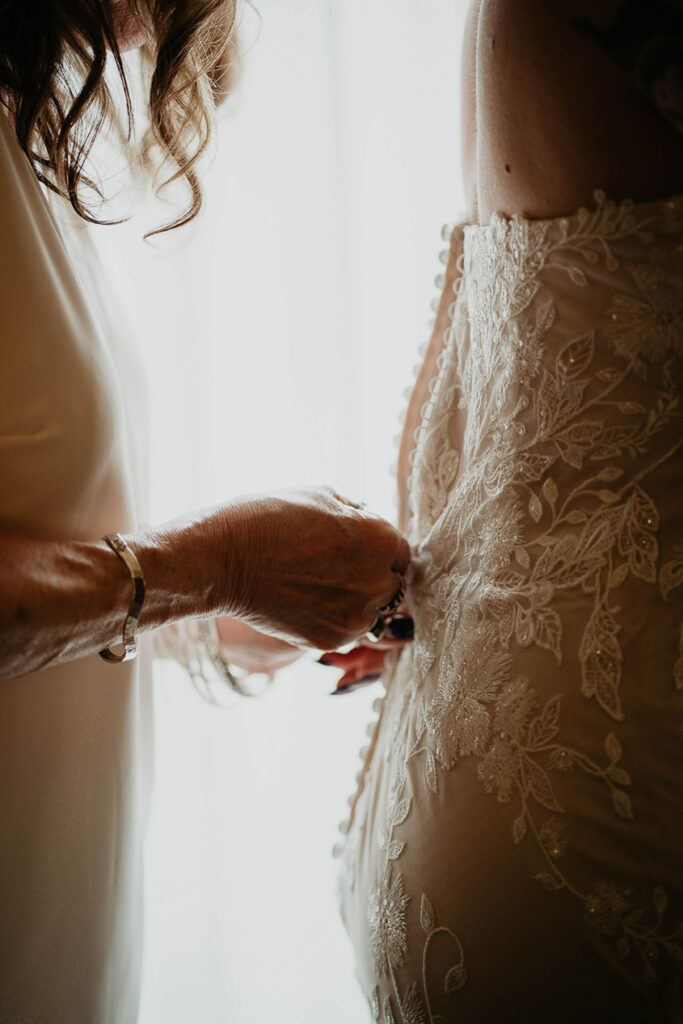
[0,489,411,679]
[0,516,227,681]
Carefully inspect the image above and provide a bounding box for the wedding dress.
[339,192,683,1023]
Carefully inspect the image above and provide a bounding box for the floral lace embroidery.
[348,194,683,1023]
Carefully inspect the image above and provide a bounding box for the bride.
[330,1,683,1020]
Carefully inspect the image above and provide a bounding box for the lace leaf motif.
[428,201,680,985]
[360,196,683,1024]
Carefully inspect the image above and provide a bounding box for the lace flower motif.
[476,496,524,573]
[493,677,537,742]
[605,253,683,366]
[539,816,567,860]
[477,736,517,802]
[584,882,633,936]
[368,870,410,977]
[400,983,428,1024]
[424,617,512,767]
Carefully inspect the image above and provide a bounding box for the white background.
[92,2,469,1020]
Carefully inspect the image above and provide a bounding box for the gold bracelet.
[99,534,146,664]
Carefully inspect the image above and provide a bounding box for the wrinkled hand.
[217,488,411,651]
[214,616,303,676]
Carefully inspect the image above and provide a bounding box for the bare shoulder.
[473,0,683,224]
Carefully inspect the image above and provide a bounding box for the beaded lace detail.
[340,192,683,1023]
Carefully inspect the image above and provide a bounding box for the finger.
[318,649,366,668]
[319,647,386,674]
[320,651,386,690]
[331,671,382,694]
[373,551,410,612]
[379,571,407,616]
[391,535,411,575]
[338,665,377,688]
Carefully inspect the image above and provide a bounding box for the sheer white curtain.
[93,3,467,1021]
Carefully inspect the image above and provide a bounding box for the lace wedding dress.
[339,192,683,1023]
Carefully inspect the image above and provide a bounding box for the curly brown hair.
[0,0,237,233]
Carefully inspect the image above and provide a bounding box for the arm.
[0,489,410,681]
[0,534,140,677]
[0,514,238,679]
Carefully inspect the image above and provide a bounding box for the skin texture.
[0,489,409,679]
[471,0,683,224]
[109,0,147,51]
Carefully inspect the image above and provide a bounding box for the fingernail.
[330,673,381,695]
[358,672,381,685]
[318,655,334,666]
[386,617,414,640]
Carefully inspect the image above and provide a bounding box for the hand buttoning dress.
[339,192,683,1023]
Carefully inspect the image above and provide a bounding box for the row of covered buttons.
[336,223,455,848]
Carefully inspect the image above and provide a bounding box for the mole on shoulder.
[504,163,511,173]
[13,603,29,625]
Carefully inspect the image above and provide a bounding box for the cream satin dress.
[0,113,153,1023]
[339,193,683,1023]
